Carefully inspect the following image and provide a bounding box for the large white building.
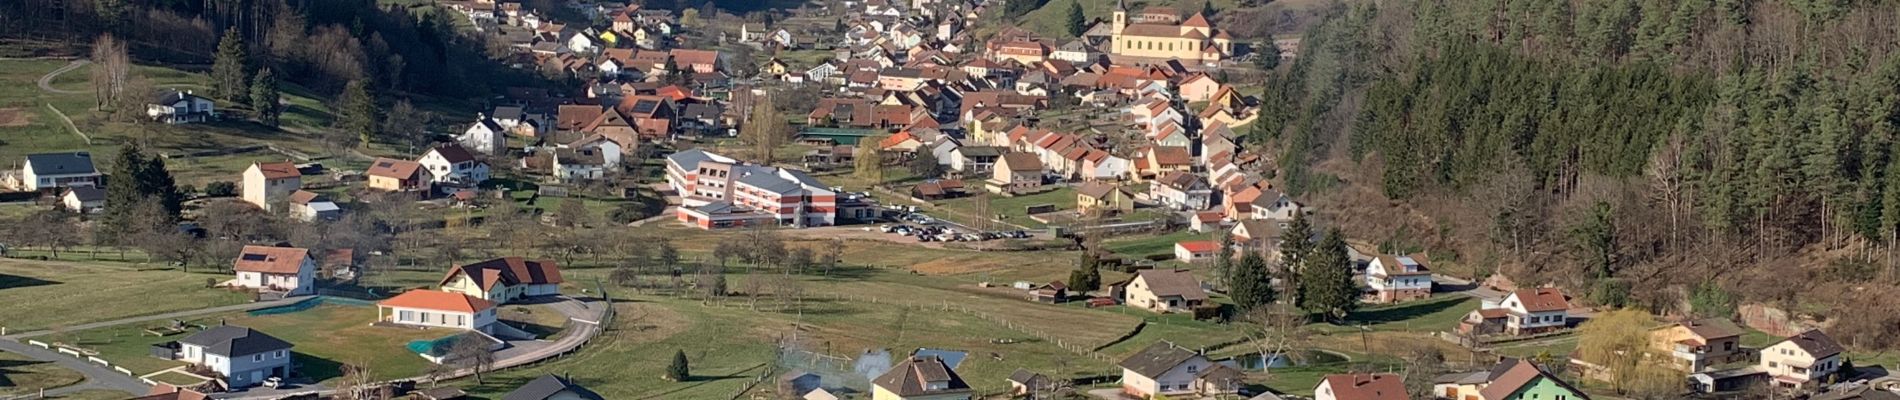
[665,149,838,229]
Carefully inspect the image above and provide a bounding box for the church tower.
[1112,0,1128,35]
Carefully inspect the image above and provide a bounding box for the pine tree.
[1279,212,1314,307]
[1064,0,1087,38]
[1069,253,1101,292]
[250,67,281,126]
[1228,251,1274,311]
[140,155,183,218]
[211,27,251,102]
[99,145,149,240]
[1256,37,1282,70]
[664,350,690,381]
[1300,229,1358,321]
[1210,230,1236,289]
[336,79,378,147]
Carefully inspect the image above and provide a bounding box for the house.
[22,152,101,191]
[950,146,1004,172]
[990,152,1044,193]
[1028,281,1069,303]
[146,89,216,123]
[1007,369,1055,396]
[1230,219,1284,256]
[1179,73,1222,102]
[1117,341,1223,398]
[1151,171,1212,211]
[439,257,564,305]
[1476,359,1590,400]
[1459,288,1571,336]
[1174,241,1219,263]
[420,144,491,184]
[133,384,211,400]
[1651,318,1747,372]
[366,158,433,192]
[288,190,341,222]
[376,289,498,333]
[503,374,605,400]
[231,245,317,296]
[59,186,105,214]
[553,147,610,181]
[567,134,626,169]
[1189,211,1226,233]
[460,117,508,155]
[1365,255,1432,303]
[1250,190,1302,221]
[1314,373,1407,400]
[173,326,293,388]
[1760,330,1845,390]
[242,161,302,212]
[1075,182,1135,215]
[1125,269,1206,313]
[871,355,972,400]
[912,179,968,200]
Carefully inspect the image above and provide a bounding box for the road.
[35,60,89,95]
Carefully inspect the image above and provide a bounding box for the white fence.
[55,348,79,357]
[26,340,47,348]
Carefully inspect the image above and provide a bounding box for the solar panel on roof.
[241,253,269,261]
[377,162,394,168]
[632,100,661,114]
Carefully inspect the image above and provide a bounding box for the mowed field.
[46,303,446,382]
[0,258,249,332]
[0,350,85,396]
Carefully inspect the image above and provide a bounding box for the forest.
[1255,0,1900,351]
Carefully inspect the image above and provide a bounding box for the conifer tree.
[664,350,690,381]
[1064,0,1087,38]
[336,79,379,147]
[1228,251,1274,311]
[211,27,251,102]
[1300,229,1357,321]
[250,67,281,126]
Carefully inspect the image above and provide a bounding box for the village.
[0,0,1897,399]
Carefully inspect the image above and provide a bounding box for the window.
[254,354,264,362]
[400,310,414,321]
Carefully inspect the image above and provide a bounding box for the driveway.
[35,60,89,95]
[0,338,149,396]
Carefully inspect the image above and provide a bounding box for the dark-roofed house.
[503,374,604,400]
[1475,359,1589,400]
[1126,269,1206,313]
[1761,330,1846,390]
[439,257,564,304]
[146,89,216,124]
[1365,254,1432,303]
[59,185,105,213]
[872,355,972,400]
[1075,182,1135,215]
[232,245,316,296]
[175,326,293,388]
[1651,318,1747,372]
[911,179,968,200]
[990,152,1044,194]
[420,144,491,184]
[1008,368,1054,396]
[1314,373,1407,400]
[21,152,101,191]
[1117,341,1216,398]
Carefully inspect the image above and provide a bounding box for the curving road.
[36,60,90,95]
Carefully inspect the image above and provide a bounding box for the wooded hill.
[1255,0,1900,350]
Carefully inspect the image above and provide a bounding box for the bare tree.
[91,34,131,110]
[1239,304,1308,382]
[449,334,496,384]
[335,362,379,400]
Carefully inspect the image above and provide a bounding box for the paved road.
[0,338,150,396]
[35,60,89,95]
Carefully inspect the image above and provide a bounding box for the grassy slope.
[0,258,249,332]
[45,304,443,382]
[0,350,86,396]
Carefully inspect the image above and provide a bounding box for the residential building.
[1006,369,1053,396]
[1761,330,1845,390]
[1151,172,1212,211]
[1076,182,1135,215]
[1174,241,1219,263]
[146,89,216,124]
[1650,318,1747,373]
[1117,341,1226,398]
[21,152,101,191]
[1250,190,1302,221]
[1230,219,1284,257]
[1313,373,1407,400]
[871,355,972,400]
[1365,255,1432,303]
[990,152,1044,194]
[1459,288,1571,336]
[503,374,605,400]
[553,147,610,181]
[231,245,317,296]
[174,326,292,388]
[242,161,302,212]
[950,146,1004,172]
[459,117,508,155]
[59,186,105,214]
[366,158,433,192]
[376,289,498,333]
[419,144,491,184]
[287,190,341,222]
[1125,269,1206,313]
[439,257,564,305]
[1433,358,1587,400]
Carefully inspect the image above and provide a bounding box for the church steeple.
[1112,0,1128,35]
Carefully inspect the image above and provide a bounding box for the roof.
[232,245,311,274]
[378,290,496,313]
[669,48,720,66]
[1000,152,1043,172]
[251,161,301,180]
[557,105,605,131]
[367,158,426,180]
[1319,373,1407,400]
[1134,269,1207,300]
[1150,146,1191,166]
[1508,288,1571,313]
[1679,318,1745,340]
[135,384,210,400]
[1117,341,1201,377]
[1233,219,1282,241]
[25,152,97,175]
[1075,182,1127,200]
[1008,368,1050,387]
[1373,255,1430,276]
[503,374,604,400]
[287,190,322,205]
[1176,241,1219,253]
[179,325,292,357]
[63,185,105,202]
[429,144,479,163]
[1477,359,1587,400]
[871,356,972,397]
[1156,171,1208,191]
[1771,330,1845,358]
[443,257,565,290]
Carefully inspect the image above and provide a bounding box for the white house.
[1760,330,1845,390]
[1250,190,1302,221]
[565,31,600,54]
[1173,241,1218,263]
[59,186,105,213]
[460,117,508,155]
[376,289,498,333]
[1365,255,1432,303]
[438,257,564,305]
[146,89,216,124]
[242,161,302,212]
[231,245,317,296]
[553,147,609,181]
[567,134,624,169]
[1117,341,1217,399]
[1460,288,1571,336]
[1124,269,1207,313]
[22,152,101,191]
[175,326,293,388]
[1151,172,1212,211]
[419,144,490,184]
[1313,373,1406,400]
[871,355,973,400]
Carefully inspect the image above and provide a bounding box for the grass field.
[0,258,249,332]
[935,186,1078,229]
[1103,229,1210,258]
[0,350,85,396]
[47,304,445,382]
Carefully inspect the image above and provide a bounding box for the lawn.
[1340,295,1479,333]
[1103,229,1210,258]
[935,186,1078,229]
[0,258,249,332]
[0,350,85,396]
[46,303,446,383]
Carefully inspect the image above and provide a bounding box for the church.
[1106,0,1234,64]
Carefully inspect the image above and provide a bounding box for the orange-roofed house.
[879,131,924,153]
[232,245,316,296]
[1460,288,1572,336]
[1314,373,1409,400]
[1178,73,1222,102]
[438,257,565,304]
[376,290,498,333]
[242,161,302,212]
[1174,241,1220,263]
[366,158,433,192]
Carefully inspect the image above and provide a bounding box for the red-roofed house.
[1460,288,1572,336]
[1366,255,1432,303]
[439,257,564,304]
[668,49,723,73]
[376,290,498,333]
[879,131,923,152]
[242,161,302,212]
[1174,241,1220,263]
[232,245,316,296]
[1314,373,1408,400]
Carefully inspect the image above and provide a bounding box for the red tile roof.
[441,257,564,291]
[233,245,310,274]
[378,290,495,313]
[366,158,425,180]
[1320,373,1408,400]
[1176,240,1219,253]
[1510,288,1571,312]
[252,162,301,180]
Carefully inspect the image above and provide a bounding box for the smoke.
[852,349,893,384]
